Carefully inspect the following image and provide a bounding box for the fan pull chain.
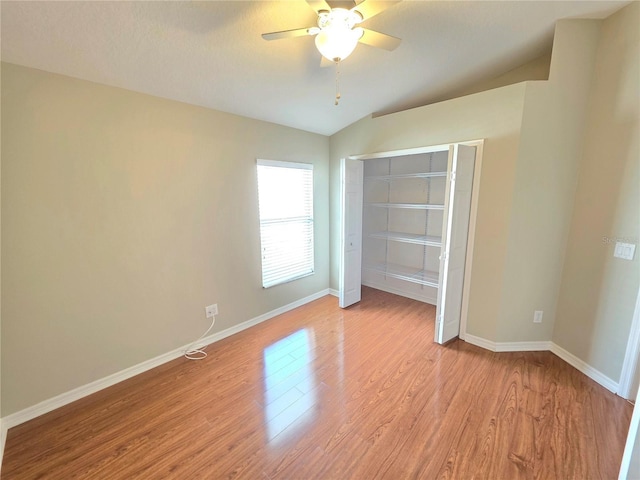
[335,60,341,106]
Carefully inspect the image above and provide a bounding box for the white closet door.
[339,158,364,308]
[435,145,476,344]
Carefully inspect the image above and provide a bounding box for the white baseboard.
[0,418,5,474]
[463,335,551,352]
[550,343,619,393]
[329,288,339,297]
[462,335,618,393]
[463,333,498,351]
[495,340,553,352]
[1,288,332,433]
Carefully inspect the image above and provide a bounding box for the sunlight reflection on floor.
[262,328,318,442]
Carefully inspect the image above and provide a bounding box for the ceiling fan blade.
[262,28,315,41]
[352,0,401,21]
[306,0,331,14]
[359,28,401,50]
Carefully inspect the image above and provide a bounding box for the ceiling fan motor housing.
[317,8,363,30]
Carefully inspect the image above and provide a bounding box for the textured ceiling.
[0,1,629,136]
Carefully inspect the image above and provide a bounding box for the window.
[257,159,314,288]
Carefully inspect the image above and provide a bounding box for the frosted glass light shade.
[315,27,363,62]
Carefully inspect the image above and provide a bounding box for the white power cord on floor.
[184,314,216,360]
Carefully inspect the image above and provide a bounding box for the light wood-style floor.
[2,287,633,479]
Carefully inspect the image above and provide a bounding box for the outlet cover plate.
[205,304,218,318]
[614,242,636,260]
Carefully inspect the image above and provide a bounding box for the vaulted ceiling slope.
[0,1,629,136]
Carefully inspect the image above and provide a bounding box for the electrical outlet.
[205,304,218,318]
[533,310,543,323]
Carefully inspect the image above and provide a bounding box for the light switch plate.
[614,242,636,260]
[533,310,543,323]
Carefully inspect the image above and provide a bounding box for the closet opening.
[339,141,483,344]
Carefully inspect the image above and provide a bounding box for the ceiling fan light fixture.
[314,8,364,62]
[315,25,363,62]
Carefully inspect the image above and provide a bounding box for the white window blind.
[257,159,314,288]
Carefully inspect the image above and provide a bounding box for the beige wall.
[1,63,330,416]
[496,20,601,342]
[424,52,551,107]
[553,2,640,381]
[329,84,527,340]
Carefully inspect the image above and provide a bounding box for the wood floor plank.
[2,287,633,479]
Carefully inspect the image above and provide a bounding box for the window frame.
[256,159,315,288]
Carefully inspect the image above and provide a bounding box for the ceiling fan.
[262,0,402,64]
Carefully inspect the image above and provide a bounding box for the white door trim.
[619,286,640,399]
[347,139,486,162]
[619,382,640,479]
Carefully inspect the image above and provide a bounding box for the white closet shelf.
[368,231,442,247]
[365,202,445,210]
[365,172,447,181]
[364,262,439,288]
